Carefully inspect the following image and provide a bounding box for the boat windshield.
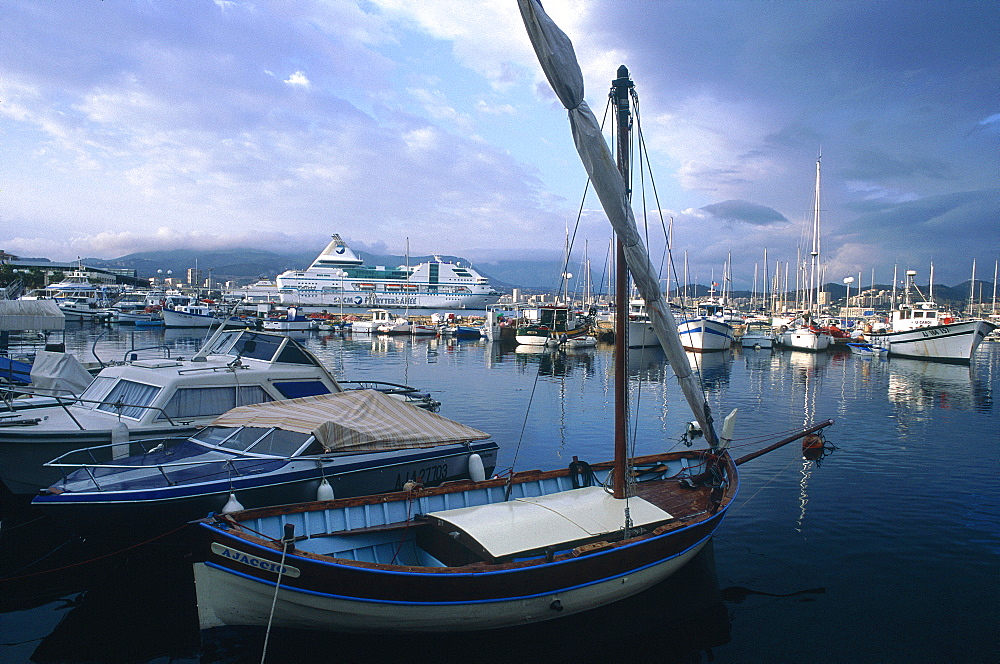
[94,379,161,420]
[192,426,313,456]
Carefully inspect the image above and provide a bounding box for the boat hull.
[190,449,741,634]
[869,319,994,362]
[777,329,831,352]
[161,309,241,328]
[32,441,499,538]
[740,334,774,349]
[193,533,713,633]
[677,318,734,352]
[627,319,660,348]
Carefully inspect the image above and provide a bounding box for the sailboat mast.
[810,155,822,319]
[612,65,632,499]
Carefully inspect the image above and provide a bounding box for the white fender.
[719,408,738,450]
[222,492,244,513]
[316,478,335,501]
[111,421,130,459]
[468,453,486,482]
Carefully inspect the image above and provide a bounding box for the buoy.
[316,478,335,501]
[222,492,244,513]
[468,453,486,482]
[802,433,825,460]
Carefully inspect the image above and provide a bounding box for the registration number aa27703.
[394,462,449,490]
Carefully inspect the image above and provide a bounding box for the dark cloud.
[700,200,789,226]
[841,150,952,181]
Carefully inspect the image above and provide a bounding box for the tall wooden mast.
[612,65,633,499]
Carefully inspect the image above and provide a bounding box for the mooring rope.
[260,534,292,664]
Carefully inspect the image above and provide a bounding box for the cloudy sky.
[1,0,996,287]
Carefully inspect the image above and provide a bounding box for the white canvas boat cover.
[427,486,672,559]
[29,350,94,396]
[210,389,490,452]
[0,300,65,331]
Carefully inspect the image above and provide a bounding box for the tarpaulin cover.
[0,300,65,331]
[210,389,490,452]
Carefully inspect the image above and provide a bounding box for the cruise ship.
[273,235,502,309]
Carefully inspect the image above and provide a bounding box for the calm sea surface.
[1,323,997,663]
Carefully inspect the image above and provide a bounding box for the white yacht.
[21,271,117,321]
[274,235,501,309]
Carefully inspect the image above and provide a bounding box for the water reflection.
[686,349,733,390]
[887,357,992,413]
[508,344,596,378]
[2,498,730,664]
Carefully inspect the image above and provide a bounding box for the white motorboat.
[777,322,832,352]
[261,307,319,331]
[740,321,776,349]
[161,303,241,328]
[0,328,346,495]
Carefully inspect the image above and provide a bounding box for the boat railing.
[121,345,173,363]
[43,441,308,492]
[340,380,442,411]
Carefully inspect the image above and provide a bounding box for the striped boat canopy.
[210,389,490,452]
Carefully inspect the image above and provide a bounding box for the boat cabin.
[66,329,340,427]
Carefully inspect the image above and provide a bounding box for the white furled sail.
[518,0,719,445]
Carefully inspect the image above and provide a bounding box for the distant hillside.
[82,250,994,301]
[84,248,559,291]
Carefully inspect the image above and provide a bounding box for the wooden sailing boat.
[190,0,833,633]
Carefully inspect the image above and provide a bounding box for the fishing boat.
[351,309,393,333]
[273,235,502,310]
[776,157,832,352]
[33,389,498,539]
[867,270,996,362]
[676,292,735,352]
[515,305,590,346]
[0,328,437,495]
[191,5,833,635]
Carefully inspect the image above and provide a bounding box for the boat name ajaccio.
[210,543,301,578]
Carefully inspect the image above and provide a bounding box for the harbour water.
[1,323,997,663]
